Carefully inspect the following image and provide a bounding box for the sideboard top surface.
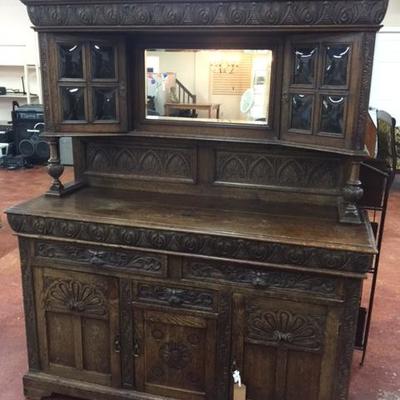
[7,187,376,254]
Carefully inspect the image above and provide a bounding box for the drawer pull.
[251,273,266,288]
[168,291,183,306]
[133,342,140,358]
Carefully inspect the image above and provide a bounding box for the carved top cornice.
[21,0,389,29]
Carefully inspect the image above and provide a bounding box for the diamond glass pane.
[91,44,115,79]
[320,96,345,134]
[59,44,83,79]
[293,46,317,85]
[324,45,350,86]
[290,94,313,131]
[93,88,117,120]
[61,87,85,121]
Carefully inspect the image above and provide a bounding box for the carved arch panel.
[232,294,340,400]
[34,267,121,387]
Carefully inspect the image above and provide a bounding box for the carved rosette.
[25,1,389,27]
[159,342,192,369]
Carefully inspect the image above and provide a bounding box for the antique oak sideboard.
[7,1,388,400]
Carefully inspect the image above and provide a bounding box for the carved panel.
[119,279,134,387]
[246,306,326,351]
[139,309,212,395]
[335,279,362,400]
[215,150,342,191]
[216,293,231,400]
[86,142,196,183]
[26,1,389,28]
[19,238,41,370]
[183,259,338,297]
[136,284,215,311]
[355,32,376,149]
[7,213,373,273]
[35,241,166,276]
[43,278,108,316]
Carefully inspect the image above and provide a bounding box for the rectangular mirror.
[145,49,273,125]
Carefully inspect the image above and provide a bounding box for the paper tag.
[233,383,247,400]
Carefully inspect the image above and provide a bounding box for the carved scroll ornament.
[23,0,389,28]
[7,213,373,273]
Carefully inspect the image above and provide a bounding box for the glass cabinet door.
[50,35,127,133]
[281,34,361,149]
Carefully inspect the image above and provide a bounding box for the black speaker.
[12,104,48,163]
[19,133,50,162]
[0,87,6,95]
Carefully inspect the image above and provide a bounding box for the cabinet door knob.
[113,335,121,353]
[133,342,140,358]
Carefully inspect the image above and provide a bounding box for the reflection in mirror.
[320,95,345,134]
[324,45,350,86]
[59,44,83,79]
[293,46,317,85]
[290,94,313,131]
[145,49,272,125]
[61,87,85,121]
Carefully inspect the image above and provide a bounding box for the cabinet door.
[281,33,361,150]
[133,307,217,400]
[45,34,127,133]
[35,267,121,387]
[232,294,339,400]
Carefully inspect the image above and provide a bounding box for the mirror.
[145,49,273,125]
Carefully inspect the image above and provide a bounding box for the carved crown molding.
[22,0,389,28]
[8,213,372,273]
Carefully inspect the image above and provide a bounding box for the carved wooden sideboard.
[7,0,388,399]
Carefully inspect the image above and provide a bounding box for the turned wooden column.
[339,160,364,224]
[46,137,64,195]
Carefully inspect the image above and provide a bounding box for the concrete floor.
[0,166,399,400]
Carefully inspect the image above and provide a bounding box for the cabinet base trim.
[23,372,176,400]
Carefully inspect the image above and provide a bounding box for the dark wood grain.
[10,0,386,399]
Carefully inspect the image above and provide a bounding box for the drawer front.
[134,282,217,312]
[182,258,340,299]
[34,240,167,277]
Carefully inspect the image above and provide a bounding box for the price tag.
[232,369,246,400]
[233,383,247,400]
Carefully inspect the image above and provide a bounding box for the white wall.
[0,0,40,122]
[369,0,400,123]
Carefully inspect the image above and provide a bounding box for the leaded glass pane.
[290,94,313,131]
[293,46,317,85]
[93,88,117,120]
[91,44,115,79]
[320,95,345,134]
[61,87,85,121]
[324,45,350,86]
[59,44,83,79]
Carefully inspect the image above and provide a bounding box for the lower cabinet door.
[232,294,340,400]
[34,267,121,387]
[133,307,217,400]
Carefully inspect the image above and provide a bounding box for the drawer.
[182,258,341,299]
[134,282,217,312]
[34,240,167,277]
